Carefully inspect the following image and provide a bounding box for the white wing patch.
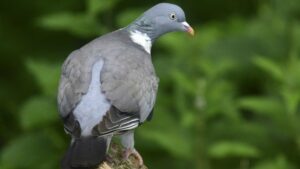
[73,59,111,136]
[130,30,152,54]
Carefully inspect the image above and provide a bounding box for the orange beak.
[182,21,195,36]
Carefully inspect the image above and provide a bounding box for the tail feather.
[61,137,107,169]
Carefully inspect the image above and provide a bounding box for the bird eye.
[169,13,177,20]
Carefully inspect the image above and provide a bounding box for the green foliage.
[26,60,60,97]
[208,141,260,158]
[88,0,119,15]
[252,56,283,81]
[253,156,296,169]
[37,0,119,37]
[1,133,60,169]
[0,59,63,169]
[20,97,57,130]
[1,0,300,169]
[38,12,103,37]
[117,9,145,27]
[238,96,284,115]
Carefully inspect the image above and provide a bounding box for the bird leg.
[104,135,113,163]
[105,154,114,163]
[123,148,144,166]
[120,131,144,166]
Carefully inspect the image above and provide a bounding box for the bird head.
[127,3,194,41]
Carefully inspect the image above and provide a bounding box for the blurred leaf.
[290,24,300,56]
[138,105,192,159]
[139,128,192,159]
[281,89,300,115]
[117,9,145,27]
[195,25,222,48]
[280,59,300,115]
[208,141,260,158]
[171,70,197,95]
[253,56,284,81]
[37,13,102,37]
[0,134,59,169]
[253,155,295,169]
[181,110,197,128]
[204,80,238,120]
[88,0,119,15]
[199,57,237,79]
[238,96,284,115]
[158,33,187,51]
[19,96,57,130]
[26,59,60,97]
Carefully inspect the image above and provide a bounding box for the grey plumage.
[58,30,158,119]
[58,30,158,132]
[58,3,193,169]
[59,30,158,169]
[100,32,159,121]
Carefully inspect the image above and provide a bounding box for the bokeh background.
[1,0,300,169]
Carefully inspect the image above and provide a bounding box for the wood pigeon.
[58,3,194,169]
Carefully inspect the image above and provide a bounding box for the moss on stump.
[97,143,147,169]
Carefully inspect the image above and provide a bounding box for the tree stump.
[97,143,148,169]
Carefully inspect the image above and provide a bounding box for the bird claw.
[123,148,144,167]
[105,154,114,163]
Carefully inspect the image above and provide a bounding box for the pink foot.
[105,154,114,163]
[123,148,144,166]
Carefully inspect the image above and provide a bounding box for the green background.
[1,0,300,169]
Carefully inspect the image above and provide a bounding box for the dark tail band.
[61,137,107,169]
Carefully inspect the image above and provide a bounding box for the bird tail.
[61,136,107,169]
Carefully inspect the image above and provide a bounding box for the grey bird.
[58,3,194,169]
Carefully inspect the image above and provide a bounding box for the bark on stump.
[97,143,148,169]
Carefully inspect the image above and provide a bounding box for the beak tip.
[187,27,195,36]
[181,21,195,36]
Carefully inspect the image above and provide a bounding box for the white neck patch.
[130,30,152,54]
